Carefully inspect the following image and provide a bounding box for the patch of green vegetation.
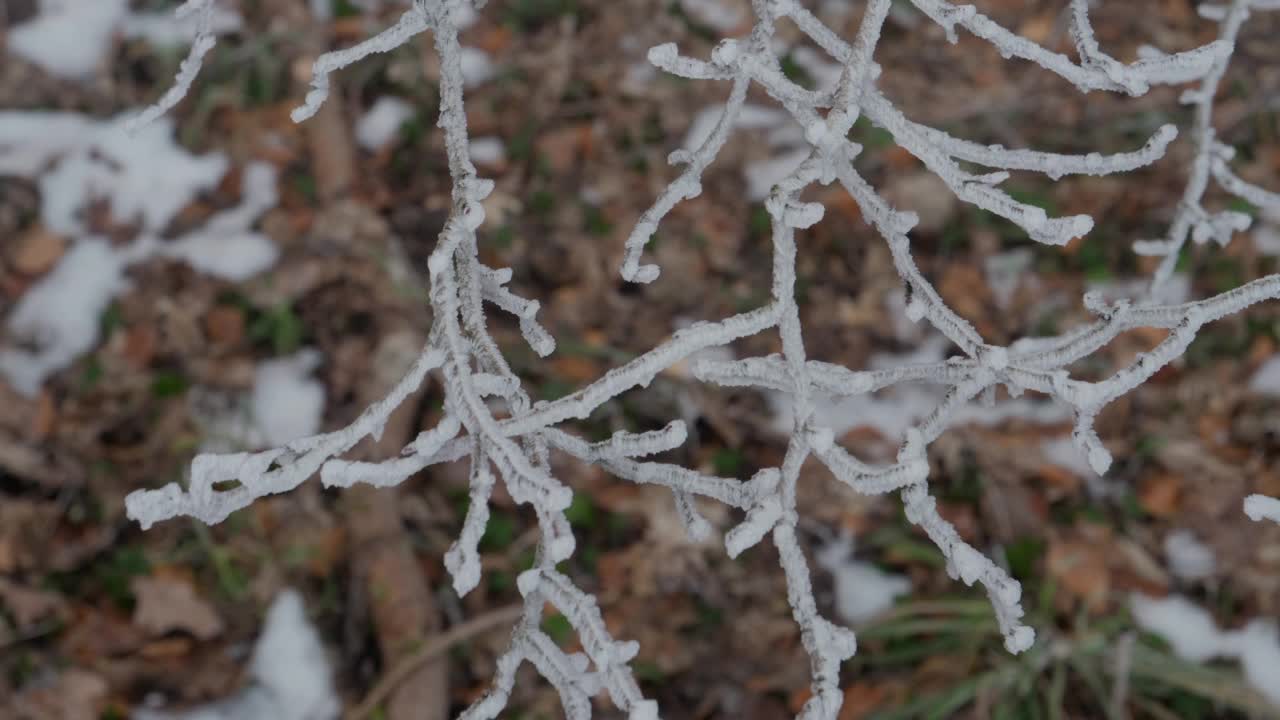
[1076,236,1111,282]
[97,546,151,608]
[632,659,666,683]
[693,597,724,635]
[939,220,970,254]
[99,302,124,339]
[248,303,304,356]
[481,512,518,551]
[1184,325,1249,368]
[529,189,556,216]
[942,459,983,504]
[1208,255,1243,293]
[1226,196,1258,216]
[539,378,575,401]
[488,570,514,594]
[504,0,579,32]
[1006,187,1056,215]
[665,0,719,41]
[80,355,104,391]
[150,369,189,398]
[290,170,318,204]
[1133,434,1165,462]
[712,447,745,477]
[331,0,361,18]
[852,115,895,150]
[780,53,814,89]
[564,492,596,529]
[491,224,516,249]
[748,204,772,238]
[507,123,537,163]
[8,650,37,688]
[541,612,574,645]
[1004,537,1046,582]
[850,590,1275,719]
[583,204,613,237]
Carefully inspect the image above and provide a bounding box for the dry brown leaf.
[1138,473,1182,518]
[10,225,66,276]
[839,682,890,720]
[130,576,224,640]
[1047,538,1110,612]
[204,306,245,347]
[0,577,69,631]
[13,669,107,720]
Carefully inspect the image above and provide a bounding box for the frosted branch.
[121,0,1280,717]
[1135,0,1280,287]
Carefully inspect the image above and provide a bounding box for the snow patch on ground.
[0,112,279,395]
[470,137,507,167]
[8,0,129,79]
[679,0,745,32]
[355,97,415,151]
[1163,530,1215,582]
[0,114,228,237]
[252,351,327,447]
[816,535,911,625]
[8,0,241,79]
[460,47,495,87]
[1130,593,1280,707]
[1249,355,1280,396]
[0,241,135,395]
[136,589,338,720]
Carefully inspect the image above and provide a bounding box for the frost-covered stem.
[908,0,1230,91]
[1135,0,1280,286]
[128,0,218,132]
[292,3,434,123]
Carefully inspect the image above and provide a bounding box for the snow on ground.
[1129,593,1280,707]
[1244,494,1280,523]
[8,0,241,79]
[355,97,415,151]
[251,351,327,447]
[135,589,339,720]
[459,47,495,87]
[678,0,746,32]
[0,240,137,396]
[469,137,507,167]
[1249,355,1280,396]
[0,112,279,395]
[816,535,911,625]
[1162,530,1215,582]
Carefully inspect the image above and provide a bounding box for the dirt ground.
[1,0,1280,718]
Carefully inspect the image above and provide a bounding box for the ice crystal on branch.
[124,0,1280,717]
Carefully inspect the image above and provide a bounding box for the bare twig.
[346,604,525,720]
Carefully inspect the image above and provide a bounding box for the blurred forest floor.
[1,0,1280,718]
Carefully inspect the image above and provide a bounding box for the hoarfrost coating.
[121,0,1280,718]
